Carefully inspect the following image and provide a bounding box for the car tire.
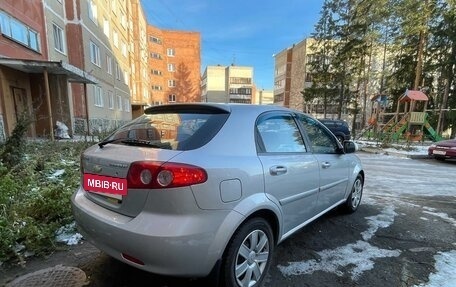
[221,218,274,287]
[342,174,363,213]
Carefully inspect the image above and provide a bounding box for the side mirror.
[343,141,357,153]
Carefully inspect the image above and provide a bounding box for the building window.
[229,88,252,95]
[229,77,252,84]
[89,41,100,66]
[168,79,176,87]
[52,23,65,54]
[94,86,103,107]
[106,55,112,74]
[167,48,175,57]
[124,99,130,112]
[0,11,40,52]
[149,36,161,44]
[103,18,110,37]
[115,63,121,80]
[168,94,176,102]
[113,30,118,47]
[305,73,313,82]
[120,12,127,29]
[121,41,127,57]
[111,0,117,14]
[150,52,161,59]
[151,69,162,76]
[88,0,98,24]
[167,63,175,72]
[151,85,162,91]
[108,90,114,109]
[116,94,122,111]
[124,71,129,85]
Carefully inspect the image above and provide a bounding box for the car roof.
[145,103,296,115]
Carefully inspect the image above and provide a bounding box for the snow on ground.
[47,169,65,179]
[359,150,456,286]
[361,206,397,241]
[414,251,456,287]
[278,206,401,280]
[421,207,456,227]
[278,240,401,280]
[279,149,455,282]
[356,140,431,156]
[55,222,83,245]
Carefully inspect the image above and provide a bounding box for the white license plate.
[433,150,446,155]
[83,173,127,200]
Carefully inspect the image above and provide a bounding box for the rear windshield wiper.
[120,139,172,149]
[98,138,125,148]
[99,138,172,149]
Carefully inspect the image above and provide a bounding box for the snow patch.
[414,250,456,287]
[420,217,429,221]
[279,206,400,280]
[278,240,401,280]
[422,211,456,227]
[48,169,65,179]
[361,206,397,241]
[55,222,83,245]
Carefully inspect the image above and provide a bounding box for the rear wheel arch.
[220,212,278,287]
[244,209,280,246]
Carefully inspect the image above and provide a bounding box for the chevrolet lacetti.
[71,103,364,287]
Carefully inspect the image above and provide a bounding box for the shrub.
[0,140,92,263]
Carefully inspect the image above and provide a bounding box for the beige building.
[273,38,316,112]
[253,89,274,105]
[130,0,150,118]
[202,65,254,104]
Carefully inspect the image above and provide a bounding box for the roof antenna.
[232,53,236,66]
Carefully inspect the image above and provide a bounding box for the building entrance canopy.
[0,57,97,84]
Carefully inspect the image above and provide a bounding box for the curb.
[359,147,430,159]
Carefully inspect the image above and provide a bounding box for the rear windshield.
[103,106,230,151]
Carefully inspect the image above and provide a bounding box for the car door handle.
[269,166,287,175]
[321,162,331,169]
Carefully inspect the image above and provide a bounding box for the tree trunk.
[363,44,373,127]
[436,77,450,134]
[413,30,426,90]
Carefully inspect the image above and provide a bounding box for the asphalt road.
[2,153,455,287]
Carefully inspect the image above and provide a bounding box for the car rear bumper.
[71,187,244,277]
[428,148,456,159]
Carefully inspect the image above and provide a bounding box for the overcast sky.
[141,0,324,90]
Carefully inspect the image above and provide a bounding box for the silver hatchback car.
[72,103,364,287]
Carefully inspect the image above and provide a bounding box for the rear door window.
[256,113,307,153]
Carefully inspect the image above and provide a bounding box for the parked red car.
[428,139,456,160]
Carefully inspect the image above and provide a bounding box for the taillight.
[127,161,207,189]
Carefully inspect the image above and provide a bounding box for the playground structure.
[362,89,442,142]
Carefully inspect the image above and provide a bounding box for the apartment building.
[0,0,152,140]
[130,0,150,118]
[72,0,133,133]
[0,0,96,140]
[202,65,254,104]
[273,38,318,112]
[147,26,201,106]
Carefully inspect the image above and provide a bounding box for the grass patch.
[0,140,93,264]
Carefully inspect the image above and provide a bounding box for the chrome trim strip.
[280,199,346,242]
[279,188,319,205]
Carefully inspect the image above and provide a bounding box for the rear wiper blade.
[98,138,125,148]
[120,139,171,149]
